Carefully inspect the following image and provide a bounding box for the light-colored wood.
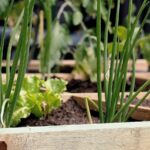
[2,59,149,72]
[2,73,73,81]
[128,59,149,72]
[2,72,150,82]
[28,59,149,72]
[62,92,150,121]
[0,122,150,150]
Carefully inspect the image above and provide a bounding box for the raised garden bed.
[0,122,150,150]
[0,91,150,149]
[0,1,150,150]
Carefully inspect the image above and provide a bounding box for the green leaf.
[22,76,44,93]
[113,26,127,41]
[73,45,101,82]
[27,91,61,118]
[108,42,124,53]
[0,0,9,17]
[47,21,71,70]
[63,12,71,24]
[9,76,67,126]
[44,78,67,93]
[11,92,32,127]
[73,11,83,26]
[82,0,89,7]
[136,35,150,63]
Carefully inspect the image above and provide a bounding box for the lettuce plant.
[9,76,67,127]
[96,0,150,123]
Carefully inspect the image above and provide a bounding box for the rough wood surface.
[0,122,150,150]
[28,59,149,72]
[2,59,149,72]
[1,72,150,82]
[1,73,72,81]
[62,92,150,121]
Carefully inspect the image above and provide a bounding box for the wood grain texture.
[28,59,149,72]
[2,59,149,72]
[0,122,150,150]
[2,73,72,81]
[1,71,150,82]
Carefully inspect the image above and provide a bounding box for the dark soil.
[59,66,73,73]
[127,77,150,91]
[18,96,150,127]
[18,97,99,127]
[67,78,150,93]
[67,79,97,93]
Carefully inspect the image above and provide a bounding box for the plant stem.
[107,0,120,122]
[6,0,35,127]
[85,98,93,124]
[40,0,52,76]
[6,10,24,87]
[0,0,14,111]
[104,0,112,121]
[125,90,150,121]
[112,80,150,122]
[97,0,104,123]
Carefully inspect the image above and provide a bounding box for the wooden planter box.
[62,92,150,121]
[0,92,150,150]
[0,60,149,149]
[0,122,150,150]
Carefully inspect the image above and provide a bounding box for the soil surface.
[67,79,97,93]
[59,66,73,73]
[18,96,150,127]
[19,97,100,127]
[67,78,150,93]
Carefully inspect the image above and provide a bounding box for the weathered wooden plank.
[62,92,150,121]
[2,59,149,72]
[0,122,150,150]
[2,73,72,81]
[3,71,150,82]
[28,59,149,72]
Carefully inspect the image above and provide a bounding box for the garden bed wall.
[62,92,150,121]
[2,59,149,72]
[0,122,150,150]
[1,72,150,82]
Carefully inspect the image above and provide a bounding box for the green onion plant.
[40,0,52,76]
[0,0,35,127]
[96,0,150,123]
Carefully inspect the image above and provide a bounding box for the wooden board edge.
[0,122,150,150]
[62,92,150,121]
[1,72,150,82]
[2,59,149,72]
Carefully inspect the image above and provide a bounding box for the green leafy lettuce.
[8,76,67,126]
